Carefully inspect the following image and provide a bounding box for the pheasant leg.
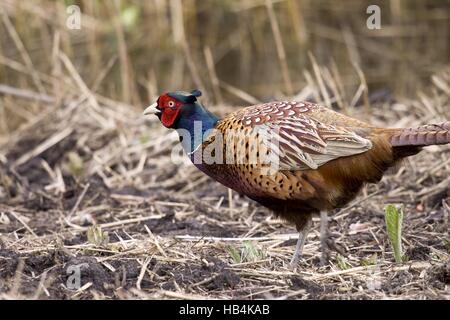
[320,211,329,265]
[289,217,312,267]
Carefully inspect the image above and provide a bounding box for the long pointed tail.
[388,121,450,147]
[374,121,450,159]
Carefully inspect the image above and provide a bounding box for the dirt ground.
[0,0,449,301]
[0,72,449,300]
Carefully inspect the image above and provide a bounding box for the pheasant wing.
[232,101,373,170]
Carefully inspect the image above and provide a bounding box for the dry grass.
[0,67,449,299]
[0,1,449,300]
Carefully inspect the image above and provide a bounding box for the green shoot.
[67,151,84,178]
[227,246,241,264]
[241,241,264,262]
[361,253,378,266]
[227,241,264,264]
[384,204,406,263]
[336,254,350,270]
[87,225,109,247]
[444,237,450,250]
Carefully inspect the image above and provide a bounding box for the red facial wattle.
[161,107,181,127]
[158,95,183,128]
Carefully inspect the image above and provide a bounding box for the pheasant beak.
[143,103,161,116]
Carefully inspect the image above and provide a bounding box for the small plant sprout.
[336,254,350,270]
[361,253,378,266]
[227,241,264,264]
[384,204,407,263]
[67,151,84,178]
[87,225,109,247]
[227,245,241,264]
[444,237,450,250]
[242,241,264,262]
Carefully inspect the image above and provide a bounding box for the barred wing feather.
[260,118,372,170]
[230,102,373,170]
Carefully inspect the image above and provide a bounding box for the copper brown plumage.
[144,90,450,266]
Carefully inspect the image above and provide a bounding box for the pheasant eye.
[168,101,175,107]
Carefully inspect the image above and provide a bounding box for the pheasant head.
[143,89,214,128]
[144,89,218,154]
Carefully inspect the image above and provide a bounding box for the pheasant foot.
[289,217,312,268]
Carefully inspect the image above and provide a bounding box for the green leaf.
[361,253,378,266]
[67,151,84,178]
[87,225,109,247]
[227,245,241,264]
[384,204,404,263]
[336,254,349,270]
[241,241,263,262]
[443,237,450,250]
[227,241,264,264]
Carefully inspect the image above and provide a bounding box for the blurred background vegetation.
[1,1,449,300]
[0,0,449,135]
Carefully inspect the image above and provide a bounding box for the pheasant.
[144,90,450,266]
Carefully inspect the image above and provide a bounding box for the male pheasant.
[144,90,450,266]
